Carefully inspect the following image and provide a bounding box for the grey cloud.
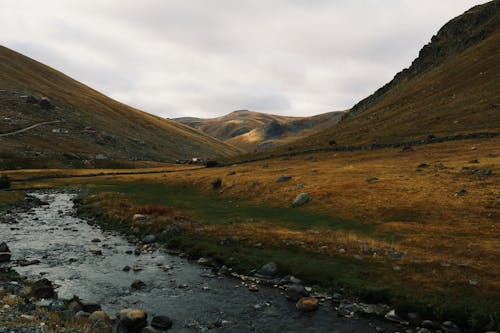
[0,0,489,118]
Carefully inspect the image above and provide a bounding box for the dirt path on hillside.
[0,120,61,138]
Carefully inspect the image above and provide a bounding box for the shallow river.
[1,192,398,332]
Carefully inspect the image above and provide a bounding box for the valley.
[1,1,499,332]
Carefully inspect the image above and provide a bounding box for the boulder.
[117,308,148,333]
[256,262,278,278]
[39,97,54,110]
[0,242,11,262]
[292,193,310,207]
[131,280,146,290]
[296,297,319,312]
[31,278,56,299]
[151,315,173,330]
[142,235,156,244]
[285,284,309,302]
[89,311,112,333]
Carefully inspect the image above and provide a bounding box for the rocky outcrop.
[345,0,499,119]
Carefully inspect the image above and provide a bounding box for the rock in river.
[31,278,56,299]
[151,315,173,330]
[117,308,148,333]
[0,242,11,262]
[286,284,309,302]
[296,297,319,312]
[131,280,146,290]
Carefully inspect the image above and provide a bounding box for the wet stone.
[151,315,173,330]
[296,297,319,312]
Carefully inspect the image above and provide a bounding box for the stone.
[256,262,278,278]
[292,193,310,207]
[91,238,101,243]
[141,327,162,333]
[151,315,173,330]
[277,175,292,183]
[89,310,112,329]
[0,242,11,263]
[123,265,131,272]
[416,329,432,333]
[142,235,156,244]
[89,248,103,255]
[197,257,211,265]
[31,278,56,299]
[117,308,148,333]
[133,214,146,222]
[18,259,41,267]
[131,280,146,290]
[66,299,83,313]
[296,297,319,312]
[384,309,409,325]
[81,302,101,313]
[407,312,422,325]
[26,95,40,104]
[248,284,259,292]
[286,284,309,302]
[441,321,461,333]
[39,97,54,110]
[387,252,403,260]
[455,189,468,196]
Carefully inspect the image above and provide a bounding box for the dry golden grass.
[257,26,500,156]
[0,45,241,169]
[37,137,500,298]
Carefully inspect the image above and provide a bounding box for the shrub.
[0,175,11,189]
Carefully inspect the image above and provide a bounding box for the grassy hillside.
[0,46,241,169]
[262,0,499,155]
[176,110,343,152]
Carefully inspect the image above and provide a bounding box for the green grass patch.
[84,181,396,239]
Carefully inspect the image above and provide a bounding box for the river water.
[0,192,398,332]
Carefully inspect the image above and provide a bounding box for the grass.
[0,190,24,211]
[0,45,241,170]
[6,137,500,331]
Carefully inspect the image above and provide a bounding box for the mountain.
[0,46,241,169]
[272,0,500,153]
[175,110,344,151]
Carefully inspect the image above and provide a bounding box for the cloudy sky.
[0,0,488,118]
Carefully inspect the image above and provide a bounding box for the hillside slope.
[276,0,500,152]
[176,110,343,151]
[0,46,241,169]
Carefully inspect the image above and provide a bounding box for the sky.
[0,0,489,118]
